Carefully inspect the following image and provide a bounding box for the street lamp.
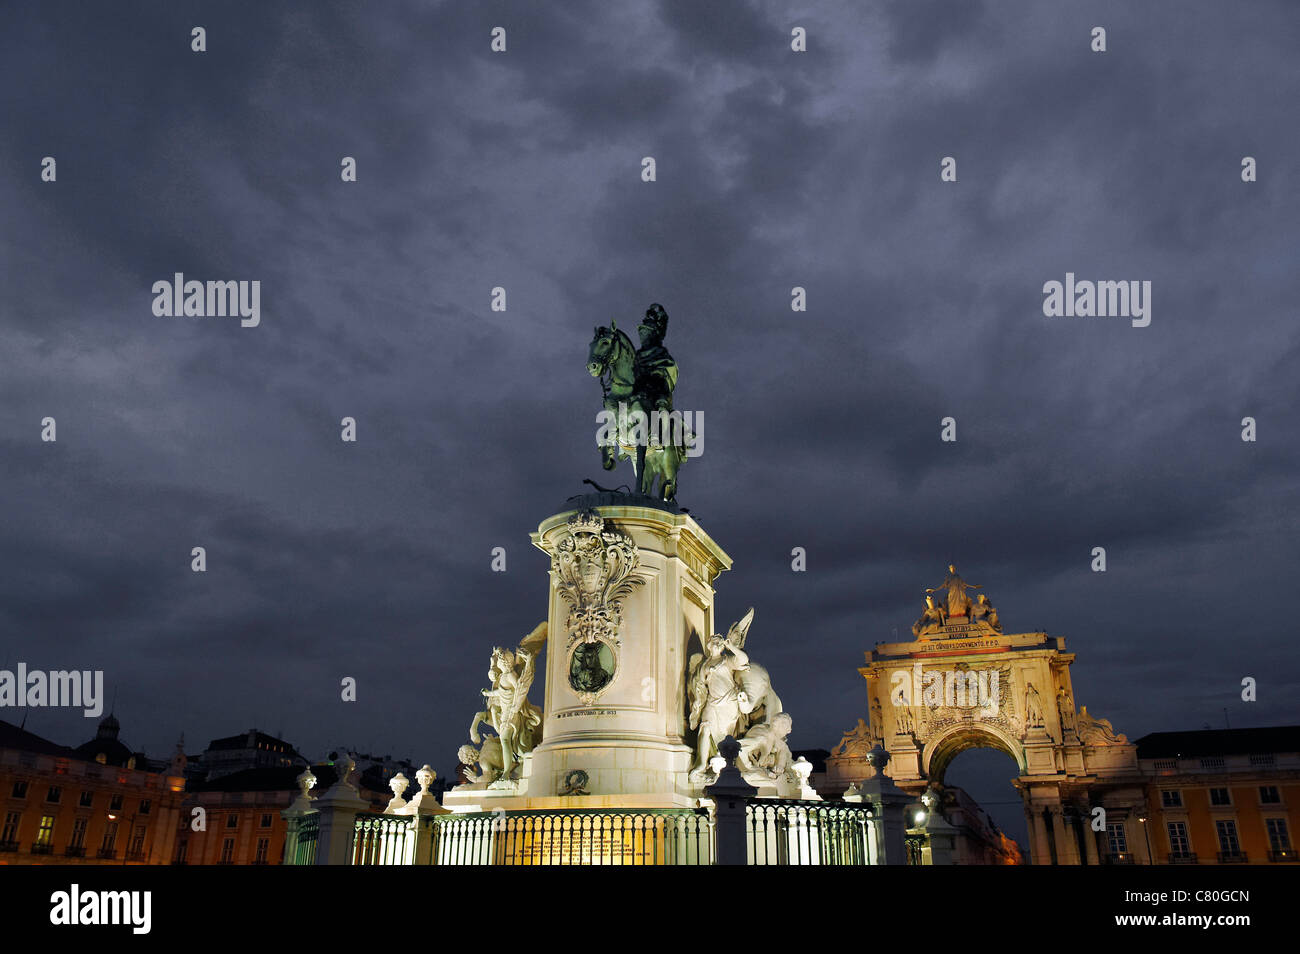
[1137,814,1153,864]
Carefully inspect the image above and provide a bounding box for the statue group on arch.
[913,564,1003,637]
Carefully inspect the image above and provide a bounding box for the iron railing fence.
[291,812,319,866]
[351,813,415,865]
[426,808,713,865]
[745,800,876,865]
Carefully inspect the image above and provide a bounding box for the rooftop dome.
[74,713,134,767]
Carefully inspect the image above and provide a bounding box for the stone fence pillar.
[704,736,757,866]
[313,756,370,865]
[280,768,318,865]
[857,745,912,865]
[400,765,448,865]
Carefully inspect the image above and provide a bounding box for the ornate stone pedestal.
[444,495,731,812]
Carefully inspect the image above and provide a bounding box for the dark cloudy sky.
[2,1,1298,844]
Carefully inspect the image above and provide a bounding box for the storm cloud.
[2,1,1297,841]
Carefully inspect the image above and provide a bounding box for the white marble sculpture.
[462,622,547,786]
[737,712,795,779]
[384,773,409,813]
[686,608,784,782]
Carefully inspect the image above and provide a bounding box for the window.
[10,781,28,799]
[45,786,62,804]
[255,837,269,864]
[1260,786,1281,804]
[1266,819,1291,852]
[1209,788,1231,806]
[1167,821,1191,856]
[1,812,20,843]
[101,821,118,851]
[1106,823,1128,855]
[226,814,238,829]
[259,813,273,829]
[69,817,88,849]
[130,825,146,856]
[35,815,55,846]
[1216,820,1241,855]
[109,793,123,811]
[175,840,188,864]
[139,799,151,815]
[1161,790,1183,808]
[78,790,94,808]
[220,837,235,864]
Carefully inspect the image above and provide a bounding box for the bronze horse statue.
[586,320,687,502]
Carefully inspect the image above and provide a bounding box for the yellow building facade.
[0,719,185,865]
[1137,728,1299,865]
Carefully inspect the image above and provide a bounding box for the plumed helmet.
[641,302,669,336]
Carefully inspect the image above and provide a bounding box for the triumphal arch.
[824,566,1149,864]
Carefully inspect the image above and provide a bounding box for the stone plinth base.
[524,498,731,802]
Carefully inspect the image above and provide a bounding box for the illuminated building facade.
[0,718,185,864]
[1135,727,1299,865]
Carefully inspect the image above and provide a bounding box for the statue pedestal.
[1062,741,1087,775]
[445,497,732,812]
[1021,730,1059,775]
[532,499,730,806]
[887,733,922,781]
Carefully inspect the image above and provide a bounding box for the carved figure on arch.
[1024,681,1045,728]
[927,565,982,619]
[912,595,947,637]
[970,594,1002,633]
[1077,706,1127,746]
[831,718,875,759]
[893,686,915,735]
[1057,687,1076,734]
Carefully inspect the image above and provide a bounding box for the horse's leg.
[651,449,670,500]
[662,448,681,502]
[636,442,648,494]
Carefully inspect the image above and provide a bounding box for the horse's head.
[587,325,615,378]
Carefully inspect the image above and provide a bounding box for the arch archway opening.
[930,743,1028,863]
